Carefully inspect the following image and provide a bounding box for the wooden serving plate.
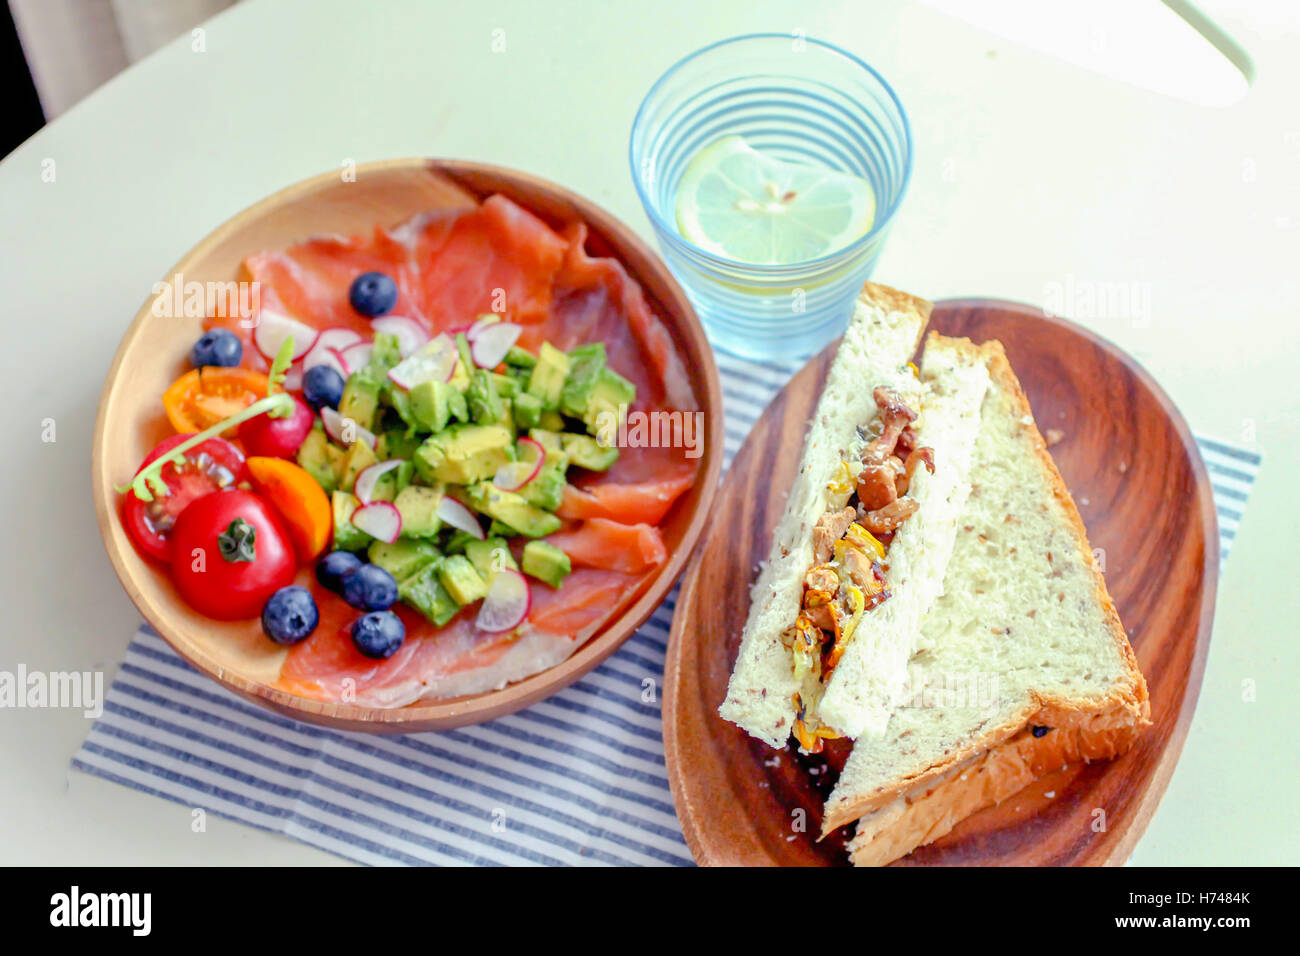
[664,300,1217,866]
[92,159,723,733]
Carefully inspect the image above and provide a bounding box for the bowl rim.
[92,157,724,731]
[663,297,1219,865]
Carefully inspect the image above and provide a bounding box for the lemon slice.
[674,135,876,265]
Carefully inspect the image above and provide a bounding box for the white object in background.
[10,0,235,117]
[919,0,1251,107]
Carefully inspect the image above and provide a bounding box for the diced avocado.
[297,423,342,494]
[513,391,543,430]
[559,343,607,419]
[487,519,520,538]
[378,427,422,462]
[465,537,519,578]
[410,379,466,433]
[383,384,422,433]
[368,538,440,582]
[465,483,562,539]
[331,491,370,552]
[504,345,537,368]
[522,540,571,589]
[399,560,460,627]
[339,373,382,433]
[519,463,566,511]
[526,342,569,411]
[369,332,403,372]
[562,432,619,471]
[538,411,565,431]
[437,554,488,606]
[506,364,532,395]
[449,333,475,391]
[369,459,413,502]
[442,530,480,555]
[490,372,519,398]
[466,370,507,426]
[528,428,563,451]
[413,423,513,485]
[337,439,379,493]
[393,484,443,538]
[582,367,637,435]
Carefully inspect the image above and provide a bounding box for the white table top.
[1,0,1294,865]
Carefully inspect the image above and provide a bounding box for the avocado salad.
[296,318,636,632]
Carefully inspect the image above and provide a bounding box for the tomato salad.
[117,195,699,707]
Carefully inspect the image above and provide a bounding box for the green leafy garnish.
[265,336,295,406]
[116,336,299,502]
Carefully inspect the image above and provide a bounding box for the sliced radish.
[388,333,457,389]
[341,342,373,372]
[467,314,504,341]
[493,437,546,491]
[354,459,405,505]
[370,316,428,357]
[436,496,485,540]
[314,328,364,352]
[281,365,304,392]
[470,322,522,369]
[302,328,363,375]
[351,502,401,543]
[304,344,350,379]
[476,569,531,632]
[251,309,319,362]
[321,406,376,448]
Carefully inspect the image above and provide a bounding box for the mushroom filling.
[786,387,934,752]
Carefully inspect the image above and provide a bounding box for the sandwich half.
[720,282,989,748]
[821,339,1150,865]
[817,333,990,738]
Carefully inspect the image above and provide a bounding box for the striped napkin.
[73,351,1260,866]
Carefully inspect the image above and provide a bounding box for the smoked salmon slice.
[558,470,694,525]
[546,519,668,574]
[279,569,648,707]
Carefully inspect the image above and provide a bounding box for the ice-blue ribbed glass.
[630,35,912,360]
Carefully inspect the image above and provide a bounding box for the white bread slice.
[719,282,930,748]
[822,340,1149,862]
[818,333,990,738]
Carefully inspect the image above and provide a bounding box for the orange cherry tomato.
[162,367,269,435]
[245,456,332,561]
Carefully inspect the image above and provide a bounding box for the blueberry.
[351,611,405,659]
[302,363,346,411]
[342,563,398,611]
[190,328,242,368]
[316,550,363,593]
[348,271,398,318]
[261,586,319,645]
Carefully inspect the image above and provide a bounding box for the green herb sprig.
[117,337,298,503]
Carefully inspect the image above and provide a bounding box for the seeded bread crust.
[822,341,1149,844]
[845,702,1147,866]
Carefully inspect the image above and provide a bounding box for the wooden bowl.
[664,299,1217,866]
[92,159,723,732]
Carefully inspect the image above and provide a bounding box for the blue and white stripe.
[73,355,1260,866]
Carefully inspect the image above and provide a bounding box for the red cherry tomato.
[168,489,296,619]
[121,434,248,562]
[238,394,314,459]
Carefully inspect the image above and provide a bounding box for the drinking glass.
[630,34,913,361]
